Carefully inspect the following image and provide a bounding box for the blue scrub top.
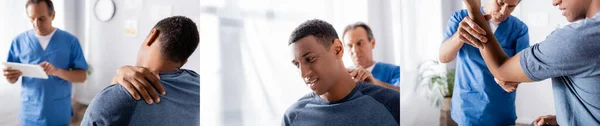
[371,62,400,87]
[443,8,529,126]
[7,29,88,126]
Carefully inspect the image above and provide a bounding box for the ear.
[370,38,376,49]
[145,29,160,46]
[331,39,344,59]
[50,12,55,20]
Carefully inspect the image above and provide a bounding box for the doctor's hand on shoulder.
[348,67,376,84]
[3,67,22,84]
[111,65,165,104]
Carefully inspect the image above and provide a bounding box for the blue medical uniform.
[7,29,88,126]
[371,62,400,87]
[443,8,529,126]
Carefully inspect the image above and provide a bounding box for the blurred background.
[0,0,200,125]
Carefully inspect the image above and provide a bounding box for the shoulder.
[283,93,316,123]
[86,85,137,114]
[285,93,315,113]
[11,30,32,43]
[376,62,400,72]
[454,9,469,19]
[181,69,200,77]
[56,29,80,43]
[507,16,529,30]
[356,82,400,122]
[376,62,400,68]
[357,82,399,103]
[82,85,137,125]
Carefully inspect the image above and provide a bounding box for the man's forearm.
[463,3,510,79]
[54,69,87,83]
[439,34,464,63]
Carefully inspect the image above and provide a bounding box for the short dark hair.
[342,22,374,41]
[288,19,339,49]
[26,0,55,16]
[152,16,199,63]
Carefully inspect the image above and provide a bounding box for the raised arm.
[463,0,532,82]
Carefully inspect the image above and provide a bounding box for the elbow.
[439,55,452,63]
[491,71,509,82]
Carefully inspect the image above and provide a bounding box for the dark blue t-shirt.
[81,69,200,126]
[282,82,400,126]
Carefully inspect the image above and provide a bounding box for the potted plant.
[417,60,456,126]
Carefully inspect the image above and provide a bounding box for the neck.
[142,57,181,73]
[319,70,357,102]
[38,27,56,36]
[359,60,376,69]
[587,0,600,18]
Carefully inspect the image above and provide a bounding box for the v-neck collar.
[480,7,508,40]
[28,29,58,53]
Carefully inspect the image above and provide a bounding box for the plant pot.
[440,97,457,126]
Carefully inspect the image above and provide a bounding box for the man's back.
[81,69,200,126]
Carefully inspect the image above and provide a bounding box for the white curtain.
[199,0,403,125]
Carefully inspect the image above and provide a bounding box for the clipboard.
[2,62,49,79]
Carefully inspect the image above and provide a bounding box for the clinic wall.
[85,0,201,104]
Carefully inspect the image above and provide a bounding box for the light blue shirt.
[443,8,529,126]
[7,29,88,126]
[520,12,600,125]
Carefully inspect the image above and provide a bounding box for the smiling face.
[553,0,591,22]
[487,0,520,23]
[290,35,344,95]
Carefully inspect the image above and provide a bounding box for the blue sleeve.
[443,11,464,40]
[81,85,136,126]
[519,28,596,81]
[7,39,20,63]
[390,66,400,86]
[69,38,88,70]
[515,23,530,53]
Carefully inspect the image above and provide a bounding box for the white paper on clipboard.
[2,62,48,79]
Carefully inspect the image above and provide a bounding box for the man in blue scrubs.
[438,0,529,125]
[461,0,600,125]
[342,22,400,91]
[2,0,88,125]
